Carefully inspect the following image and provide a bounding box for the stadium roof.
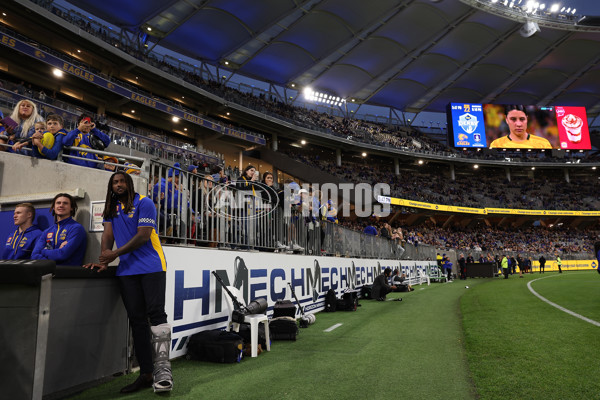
[62,0,600,116]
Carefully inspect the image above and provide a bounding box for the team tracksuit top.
[32,217,87,265]
[2,225,42,260]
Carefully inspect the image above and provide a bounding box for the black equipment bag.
[273,300,296,318]
[237,323,267,349]
[336,290,358,311]
[269,317,298,340]
[186,330,243,363]
[360,284,373,299]
[393,284,409,292]
[324,289,337,312]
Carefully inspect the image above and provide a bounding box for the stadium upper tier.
[1,3,599,169]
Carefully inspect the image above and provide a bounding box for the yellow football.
[41,132,55,149]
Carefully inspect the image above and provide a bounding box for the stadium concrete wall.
[0,151,147,264]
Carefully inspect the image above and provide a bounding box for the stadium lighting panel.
[303,87,346,107]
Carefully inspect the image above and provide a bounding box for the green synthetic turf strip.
[461,271,600,400]
[70,281,478,400]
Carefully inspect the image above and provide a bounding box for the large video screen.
[447,103,591,150]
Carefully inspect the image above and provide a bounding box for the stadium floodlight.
[550,3,559,12]
[304,87,346,107]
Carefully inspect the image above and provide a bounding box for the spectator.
[123,162,141,175]
[27,114,67,160]
[364,222,378,236]
[1,203,42,260]
[63,113,111,168]
[6,99,44,143]
[31,193,87,265]
[103,156,119,172]
[320,199,338,224]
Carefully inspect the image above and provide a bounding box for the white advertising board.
[164,247,436,358]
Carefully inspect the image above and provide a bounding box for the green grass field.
[70,271,600,399]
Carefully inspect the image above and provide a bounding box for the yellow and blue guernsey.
[2,225,42,260]
[63,127,111,168]
[106,193,166,276]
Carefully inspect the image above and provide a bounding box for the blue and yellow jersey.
[31,217,87,265]
[32,128,68,160]
[63,128,111,168]
[105,193,166,276]
[2,225,42,260]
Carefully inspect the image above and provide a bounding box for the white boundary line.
[324,323,343,332]
[527,275,600,327]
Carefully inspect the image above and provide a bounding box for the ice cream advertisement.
[556,106,591,150]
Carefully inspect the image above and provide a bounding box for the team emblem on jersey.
[47,232,54,239]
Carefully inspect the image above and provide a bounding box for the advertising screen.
[447,103,591,150]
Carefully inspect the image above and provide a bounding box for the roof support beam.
[539,53,600,105]
[407,24,521,112]
[224,0,324,69]
[480,31,574,104]
[355,7,477,104]
[290,0,415,89]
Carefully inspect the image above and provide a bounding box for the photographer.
[63,113,111,168]
[372,267,397,301]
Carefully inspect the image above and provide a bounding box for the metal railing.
[147,160,428,259]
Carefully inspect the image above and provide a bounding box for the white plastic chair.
[224,286,270,357]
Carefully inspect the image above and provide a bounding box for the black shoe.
[120,373,153,394]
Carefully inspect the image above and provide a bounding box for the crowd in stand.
[284,148,600,211]
[4,3,599,262]
[402,223,596,255]
[30,0,600,163]
[0,78,221,170]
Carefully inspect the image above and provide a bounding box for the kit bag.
[186,330,243,363]
[237,323,267,349]
[273,299,297,318]
[336,291,358,311]
[324,289,337,312]
[360,284,373,299]
[269,317,299,341]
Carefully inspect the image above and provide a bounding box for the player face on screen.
[506,110,528,140]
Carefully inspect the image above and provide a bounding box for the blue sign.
[449,103,487,148]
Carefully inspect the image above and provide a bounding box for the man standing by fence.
[84,172,173,393]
